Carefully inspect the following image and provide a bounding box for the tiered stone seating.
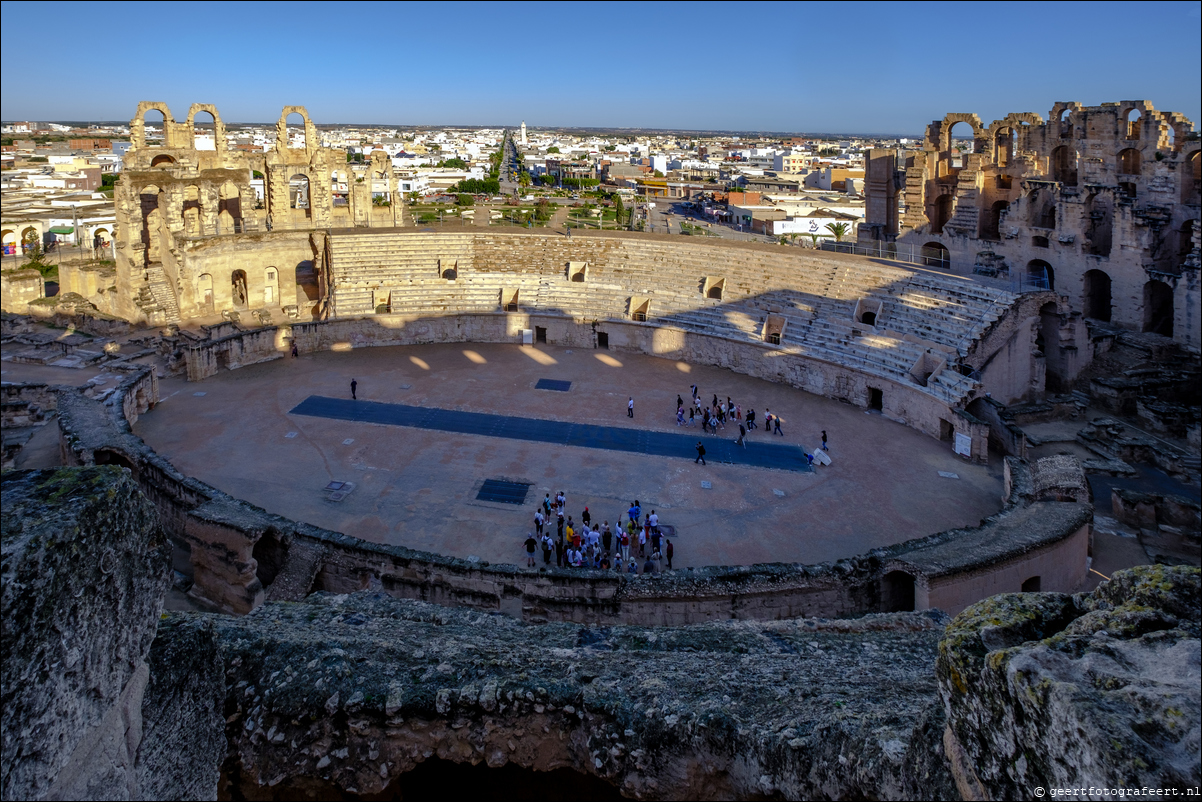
[326,231,1018,405]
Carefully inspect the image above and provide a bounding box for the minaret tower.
[520,120,527,146]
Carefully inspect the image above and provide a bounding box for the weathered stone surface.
[166,593,956,800]
[938,565,1201,799]
[1,467,171,800]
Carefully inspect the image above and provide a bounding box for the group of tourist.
[673,385,786,443]
[524,492,674,575]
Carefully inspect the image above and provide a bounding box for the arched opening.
[182,184,202,236]
[218,181,241,233]
[861,311,876,326]
[264,267,278,305]
[932,194,954,233]
[285,112,307,149]
[1185,151,1200,205]
[20,226,38,255]
[921,241,950,269]
[231,269,248,308]
[1143,280,1173,337]
[1164,118,1176,150]
[1050,145,1077,186]
[983,200,1008,240]
[1027,188,1056,229]
[442,266,457,280]
[1083,270,1112,322]
[1085,193,1113,256]
[0,228,15,257]
[1178,220,1196,266]
[1119,181,1138,199]
[289,174,311,218]
[252,532,287,590]
[1059,107,1073,138]
[1027,259,1054,291]
[995,127,1013,167]
[192,110,216,150]
[1125,108,1141,140]
[881,571,916,612]
[92,228,111,256]
[1118,148,1141,176]
[141,186,163,261]
[150,154,176,168]
[1037,301,1063,389]
[571,271,586,283]
[947,121,975,170]
[95,449,137,477]
[142,109,166,146]
[197,273,214,314]
[1021,576,1042,592]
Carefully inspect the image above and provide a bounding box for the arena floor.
[133,342,1006,569]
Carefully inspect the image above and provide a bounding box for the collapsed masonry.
[54,102,403,328]
[2,466,1198,800]
[859,101,1201,356]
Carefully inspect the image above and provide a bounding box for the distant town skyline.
[2,0,1200,132]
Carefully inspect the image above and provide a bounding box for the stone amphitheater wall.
[183,312,992,460]
[50,365,1092,623]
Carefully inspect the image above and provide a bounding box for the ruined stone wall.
[171,230,312,320]
[0,268,44,315]
[861,101,1202,352]
[52,368,1091,624]
[181,311,984,452]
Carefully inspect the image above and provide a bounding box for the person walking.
[695,441,707,465]
[701,410,709,434]
[350,379,358,400]
[821,430,829,451]
[746,408,756,430]
[677,394,683,410]
[666,539,674,570]
[534,510,544,536]
[688,407,695,427]
[774,414,784,436]
[291,342,299,358]
[582,506,591,528]
[677,407,685,426]
[628,397,635,418]
[736,423,747,447]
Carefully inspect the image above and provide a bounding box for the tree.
[653,170,664,178]
[546,146,560,154]
[456,193,475,206]
[534,198,552,221]
[614,194,626,225]
[437,157,468,169]
[825,222,850,242]
[518,171,531,188]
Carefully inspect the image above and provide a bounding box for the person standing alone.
[350,379,357,400]
[628,397,635,418]
[695,441,706,465]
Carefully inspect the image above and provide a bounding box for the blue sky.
[2,0,1199,134]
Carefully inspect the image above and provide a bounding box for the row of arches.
[134,104,314,152]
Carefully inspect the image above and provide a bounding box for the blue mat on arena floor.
[289,396,813,473]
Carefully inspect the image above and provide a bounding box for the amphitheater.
[2,102,1199,801]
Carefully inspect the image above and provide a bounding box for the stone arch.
[218,181,241,233]
[20,226,39,254]
[880,570,915,612]
[94,448,138,477]
[289,174,311,217]
[1085,191,1113,257]
[983,199,1008,241]
[1050,145,1077,186]
[1027,259,1054,291]
[232,269,248,308]
[190,109,217,151]
[132,101,174,149]
[1118,148,1141,176]
[277,106,315,152]
[1050,102,1080,139]
[0,228,15,257]
[1027,187,1056,229]
[185,103,225,152]
[931,194,954,234]
[920,241,949,269]
[182,185,202,236]
[197,273,214,313]
[264,266,279,305]
[1177,219,1197,266]
[937,113,984,155]
[1124,107,1142,140]
[139,185,164,260]
[1083,269,1112,322]
[994,127,1014,167]
[1143,280,1173,337]
[150,154,176,168]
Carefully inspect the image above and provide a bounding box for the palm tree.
[825,222,850,242]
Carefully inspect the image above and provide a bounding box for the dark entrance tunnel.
[221,757,624,801]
